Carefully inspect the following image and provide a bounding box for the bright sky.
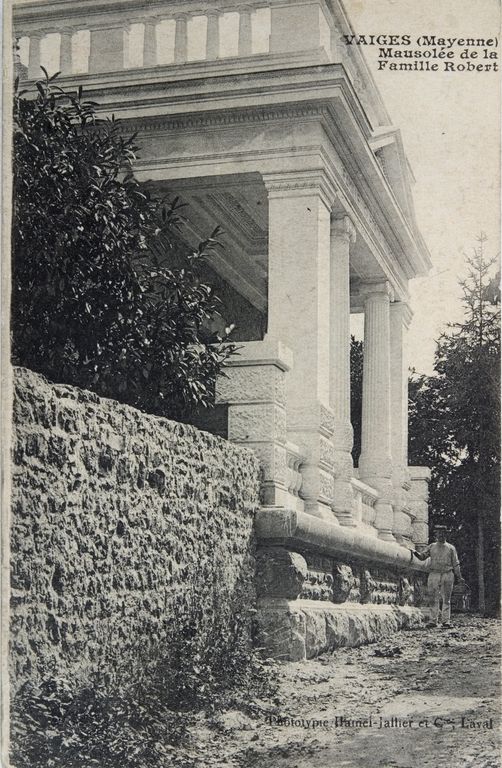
[344,0,501,373]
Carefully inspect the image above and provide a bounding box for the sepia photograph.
[1,0,500,766]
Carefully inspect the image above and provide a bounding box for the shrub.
[11,575,276,768]
[12,71,236,421]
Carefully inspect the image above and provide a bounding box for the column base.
[304,499,336,521]
[334,512,357,527]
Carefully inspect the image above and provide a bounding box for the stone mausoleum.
[13,0,433,658]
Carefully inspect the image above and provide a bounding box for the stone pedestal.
[358,282,395,540]
[215,340,292,507]
[264,172,336,520]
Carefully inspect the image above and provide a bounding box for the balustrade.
[16,4,275,78]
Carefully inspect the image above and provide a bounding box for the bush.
[11,574,277,768]
[12,72,236,421]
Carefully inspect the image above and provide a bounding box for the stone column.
[59,28,73,75]
[238,6,253,56]
[28,32,42,79]
[174,14,188,64]
[358,282,395,541]
[89,24,126,72]
[206,10,220,60]
[264,171,336,520]
[330,216,356,526]
[143,19,158,67]
[390,301,414,545]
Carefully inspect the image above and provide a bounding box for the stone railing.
[351,476,378,531]
[14,0,334,78]
[12,0,387,128]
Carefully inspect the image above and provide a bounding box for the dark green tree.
[12,71,235,420]
[409,235,500,614]
[350,335,363,465]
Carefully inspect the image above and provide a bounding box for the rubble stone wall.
[10,367,260,691]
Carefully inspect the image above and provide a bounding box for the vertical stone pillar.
[390,301,414,545]
[143,19,158,67]
[28,32,42,79]
[174,14,188,63]
[215,340,292,507]
[59,29,73,75]
[330,216,356,526]
[409,467,431,547]
[358,282,395,541]
[206,10,220,60]
[89,24,125,72]
[263,171,336,520]
[238,6,253,56]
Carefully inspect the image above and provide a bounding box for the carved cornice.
[126,104,329,135]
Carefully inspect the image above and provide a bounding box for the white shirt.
[422,542,460,574]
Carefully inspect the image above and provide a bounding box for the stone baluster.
[59,28,73,75]
[143,18,158,67]
[358,282,395,541]
[330,215,356,526]
[28,32,43,79]
[206,10,220,60]
[238,5,253,56]
[174,14,188,64]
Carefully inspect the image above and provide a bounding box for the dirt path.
[180,615,500,768]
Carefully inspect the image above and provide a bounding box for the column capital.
[330,214,356,243]
[390,300,413,328]
[263,171,337,210]
[359,280,394,304]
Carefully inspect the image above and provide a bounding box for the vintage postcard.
[1,0,500,767]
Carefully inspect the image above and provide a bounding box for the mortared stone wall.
[10,367,260,692]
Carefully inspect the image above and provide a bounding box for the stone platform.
[257,599,424,661]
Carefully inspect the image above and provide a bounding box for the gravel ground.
[177,614,500,768]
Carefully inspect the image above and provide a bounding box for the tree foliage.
[409,236,500,614]
[350,336,363,465]
[12,71,235,421]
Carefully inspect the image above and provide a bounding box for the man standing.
[412,526,465,628]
